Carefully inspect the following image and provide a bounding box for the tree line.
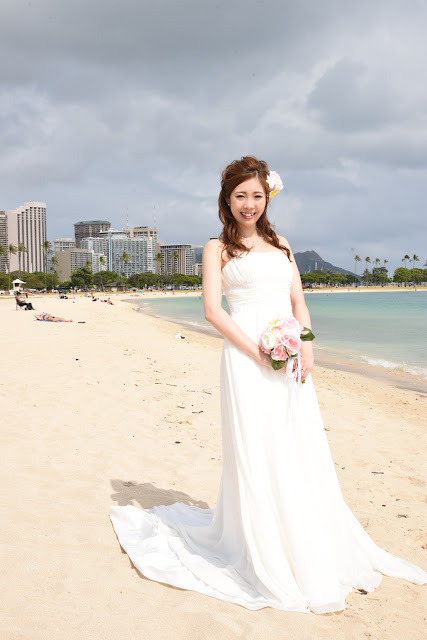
[63,266,201,290]
[1,242,424,291]
[0,240,56,290]
[300,253,426,287]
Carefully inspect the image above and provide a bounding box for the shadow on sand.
[110,478,211,510]
[109,479,211,588]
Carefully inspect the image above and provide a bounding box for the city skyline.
[1,202,423,278]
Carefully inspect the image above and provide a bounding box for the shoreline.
[1,283,426,305]
[131,298,427,396]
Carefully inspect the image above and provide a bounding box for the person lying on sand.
[34,312,73,323]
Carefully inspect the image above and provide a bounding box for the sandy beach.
[0,293,426,640]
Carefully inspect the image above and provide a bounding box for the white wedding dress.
[110,251,426,614]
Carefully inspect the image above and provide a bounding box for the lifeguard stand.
[11,278,26,294]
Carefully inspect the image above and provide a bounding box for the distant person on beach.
[34,312,73,322]
[16,293,35,311]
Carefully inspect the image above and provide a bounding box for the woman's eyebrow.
[235,190,264,195]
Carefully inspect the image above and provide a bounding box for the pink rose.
[277,316,303,335]
[282,334,301,356]
[271,344,288,361]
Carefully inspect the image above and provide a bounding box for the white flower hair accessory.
[266,171,283,200]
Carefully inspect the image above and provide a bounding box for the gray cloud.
[0,0,426,273]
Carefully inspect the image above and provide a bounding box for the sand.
[0,293,426,640]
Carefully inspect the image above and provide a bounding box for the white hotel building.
[81,232,156,276]
[7,202,47,273]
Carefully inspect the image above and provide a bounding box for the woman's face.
[227,176,267,231]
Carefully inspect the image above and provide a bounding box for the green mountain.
[294,250,355,276]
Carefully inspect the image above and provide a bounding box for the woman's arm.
[279,236,314,380]
[202,240,271,368]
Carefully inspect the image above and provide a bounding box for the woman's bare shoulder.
[203,238,226,258]
[204,238,222,250]
[277,235,292,251]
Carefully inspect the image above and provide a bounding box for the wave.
[360,356,427,379]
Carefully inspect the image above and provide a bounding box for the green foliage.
[372,266,390,284]
[300,271,328,285]
[410,268,423,284]
[301,270,360,287]
[174,273,202,287]
[24,272,47,289]
[393,267,410,283]
[70,266,93,288]
[0,273,9,289]
[93,270,121,286]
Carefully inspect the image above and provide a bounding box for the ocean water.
[136,291,427,378]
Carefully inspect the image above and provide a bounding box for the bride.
[110,156,426,614]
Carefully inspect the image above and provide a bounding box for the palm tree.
[374,258,381,285]
[353,254,361,287]
[17,242,27,278]
[41,240,52,290]
[0,244,8,284]
[99,255,106,291]
[411,254,419,289]
[155,252,163,288]
[172,250,179,290]
[382,259,388,286]
[50,256,59,290]
[7,244,18,292]
[120,251,130,285]
[402,254,410,287]
[364,257,371,286]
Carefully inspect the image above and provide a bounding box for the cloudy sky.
[1,0,426,273]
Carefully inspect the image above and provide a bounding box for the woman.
[34,312,72,322]
[16,292,35,310]
[110,156,426,613]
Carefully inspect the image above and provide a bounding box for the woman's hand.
[256,347,274,369]
[299,342,314,381]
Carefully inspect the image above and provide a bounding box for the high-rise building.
[193,263,203,277]
[54,238,75,253]
[7,202,47,273]
[0,211,7,273]
[55,248,95,282]
[192,245,203,264]
[129,226,158,244]
[159,244,194,276]
[82,233,155,276]
[74,220,111,248]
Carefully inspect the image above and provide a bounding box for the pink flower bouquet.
[260,316,315,372]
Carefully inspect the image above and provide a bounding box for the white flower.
[261,329,278,352]
[266,171,283,199]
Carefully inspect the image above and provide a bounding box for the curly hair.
[218,155,291,260]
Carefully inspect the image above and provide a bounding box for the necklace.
[239,235,263,248]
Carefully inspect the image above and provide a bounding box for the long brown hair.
[218,155,291,260]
